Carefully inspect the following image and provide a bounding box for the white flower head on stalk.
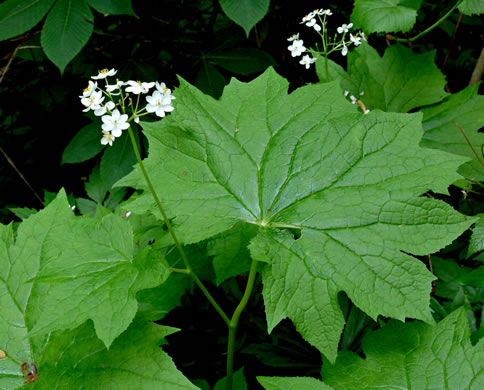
[299,54,317,69]
[337,23,353,34]
[101,132,115,146]
[101,109,129,137]
[288,39,306,57]
[92,68,117,80]
[81,90,104,112]
[146,90,175,117]
[301,11,315,23]
[341,41,348,56]
[125,80,155,95]
[321,9,332,16]
[287,33,300,41]
[94,101,115,117]
[106,80,125,95]
[80,80,97,97]
[350,33,362,46]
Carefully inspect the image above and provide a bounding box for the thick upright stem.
[225,259,259,390]
[126,126,230,326]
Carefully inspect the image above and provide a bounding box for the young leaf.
[62,122,105,164]
[28,320,197,389]
[342,43,447,112]
[351,0,423,33]
[213,367,247,390]
[40,0,94,73]
[0,0,55,41]
[219,0,269,37]
[321,307,484,389]
[116,68,473,361]
[27,207,169,348]
[421,83,484,182]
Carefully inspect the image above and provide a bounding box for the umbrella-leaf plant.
[0,67,476,389]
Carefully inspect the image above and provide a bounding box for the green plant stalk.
[391,0,463,42]
[225,258,259,390]
[126,126,231,326]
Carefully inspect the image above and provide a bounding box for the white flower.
[106,80,125,95]
[360,91,365,96]
[305,18,322,32]
[288,39,306,57]
[94,101,115,117]
[101,132,115,146]
[344,90,349,96]
[92,68,117,80]
[341,41,348,56]
[155,81,172,95]
[81,90,104,112]
[125,80,155,94]
[299,54,317,69]
[287,33,300,41]
[337,23,353,34]
[350,33,362,46]
[322,9,332,15]
[146,90,175,117]
[101,109,129,137]
[81,80,97,97]
[301,12,315,23]
[350,95,357,104]
[360,31,367,41]
[364,109,370,115]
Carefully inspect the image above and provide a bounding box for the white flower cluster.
[80,68,175,146]
[287,9,367,69]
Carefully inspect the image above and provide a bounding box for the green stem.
[126,126,230,326]
[225,259,259,390]
[390,0,463,42]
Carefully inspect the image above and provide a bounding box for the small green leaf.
[85,164,109,203]
[100,128,139,189]
[421,83,484,182]
[214,368,247,390]
[87,0,136,16]
[0,0,54,41]
[207,222,258,285]
[28,320,197,389]
[195,61,227,99]
[206,48,276,75]
[459,0,484,15]
[342,43,447,112]
[351,0,423,33]
[62,122,105,164]
[468,214,484,258]
[322,308,484,389]
[40,0,94,73]
[28,210,169,348]
[258,376,334,390]
[219,0,269,37]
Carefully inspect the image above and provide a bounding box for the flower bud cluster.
[80,68,175,146]
[286,8,367,69]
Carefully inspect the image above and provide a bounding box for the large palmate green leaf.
[341,43,447,113]
[0,191,180,388]
[259,308,484,389]
[351,0,423,33]
[40,0,94,73]
[219,0,269,37]
[28,320,197,390]
[117,67,473,361]
[0,0,54,41]
[321,307,484,389]
[421,83,484,181]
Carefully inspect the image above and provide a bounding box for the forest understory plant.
[1,1,483,390]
